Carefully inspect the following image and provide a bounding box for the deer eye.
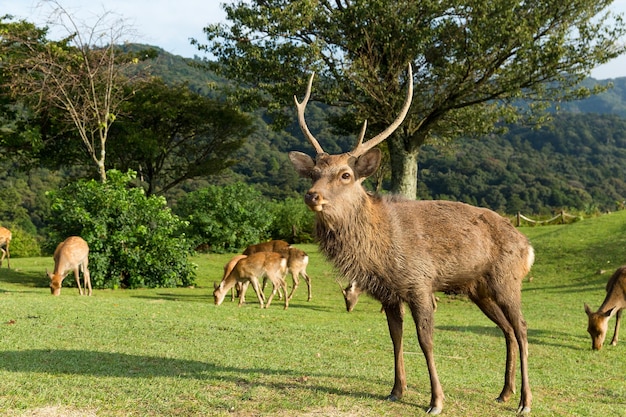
[341,172,351,181]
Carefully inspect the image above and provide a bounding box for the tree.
[0,2,152,182]
[198,0,626,198]
[108,78,253,195]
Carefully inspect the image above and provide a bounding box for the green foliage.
[45,170,195,289]
[267,197,315,243]
[173,182,274,253]
[418,113,626,214]
[109,77,252,195]
[0,225,41,258]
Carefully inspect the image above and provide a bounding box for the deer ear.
[354,148,381,179]
[289,151,316,177]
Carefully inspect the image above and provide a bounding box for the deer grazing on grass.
[0,227,11,269]
[47,236,92,296]
[244,240,313,301]
[213,252,289,309]
[222,254,249,302]
[584,265,626,350]
[289,64,534,415]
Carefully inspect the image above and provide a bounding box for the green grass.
[1,212,626,416]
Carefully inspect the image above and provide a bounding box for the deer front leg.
[409,298,444,415]
[611,309,622,346]
[383,301,406,402]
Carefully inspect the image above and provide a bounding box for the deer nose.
[305,191,320,206]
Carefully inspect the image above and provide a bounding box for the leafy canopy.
[199,0,626,197]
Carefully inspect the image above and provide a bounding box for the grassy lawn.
[1,211,626,416]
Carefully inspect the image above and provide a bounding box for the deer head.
[289,64,413,215]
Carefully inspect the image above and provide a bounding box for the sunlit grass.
[1,213,626,416]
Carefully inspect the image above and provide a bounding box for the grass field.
[1,211,626,416]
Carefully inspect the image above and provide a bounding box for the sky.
[4,0,626,79]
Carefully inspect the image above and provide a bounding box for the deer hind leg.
[302,271,312,301]
[248,278,265,308]
[383,301,407,402]
[408,296,444,415]
[286,270,299,301]
[469,294,518,404]
[494,291,532,414]
[82,260,92,296]
[264,273,286,309]
[611,309,622,346]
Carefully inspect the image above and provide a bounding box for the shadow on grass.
[0,348,392,402]
[0,267,48,289]
[437,324,589,351]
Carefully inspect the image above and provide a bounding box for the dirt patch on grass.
[9,406,98,417]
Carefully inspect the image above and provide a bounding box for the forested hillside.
[3,47,626,244]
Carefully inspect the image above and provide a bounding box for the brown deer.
[245,241,313,301]
[221,254,249,302]
[0,227,11,269]
[584,265,626,350]
[243,239,291,255]
[213,252,289,309]
[289,64,534,415]
[47,236,92,296]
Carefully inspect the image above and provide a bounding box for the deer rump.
[289,64,533,415]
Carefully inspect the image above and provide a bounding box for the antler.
[294,73,325,154]
[294,63,413,157]
[350,63,413,158]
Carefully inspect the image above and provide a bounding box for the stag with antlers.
[289,64,534,415]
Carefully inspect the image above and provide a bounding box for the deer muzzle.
[304,191,325,212]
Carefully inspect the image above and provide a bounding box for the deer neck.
[315,194,402,301]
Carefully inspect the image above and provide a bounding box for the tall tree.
[198,0,626,198]
[108,78,253,195]
[0,1,150,182]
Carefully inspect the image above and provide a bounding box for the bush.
[267,197,315,243]
[0,224,41,258]
[45,170,196,289]
[174,183,274,253]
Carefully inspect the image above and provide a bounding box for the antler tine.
[294,72,325,154]
[350,63,413,157]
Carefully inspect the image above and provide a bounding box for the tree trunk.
[387,134,420,199]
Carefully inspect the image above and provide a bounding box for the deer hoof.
[517,405,531,415]
[386,394,400,402]
[426,406,442,415]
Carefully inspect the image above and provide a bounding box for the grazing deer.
[289,64,534,415]
[213,252,289,309]
[245,241,313,301]
[222,254,249,302]
[584,265,626,350]
[260,246,313,302]
[0,227,11,269]
[47,236,92,296]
